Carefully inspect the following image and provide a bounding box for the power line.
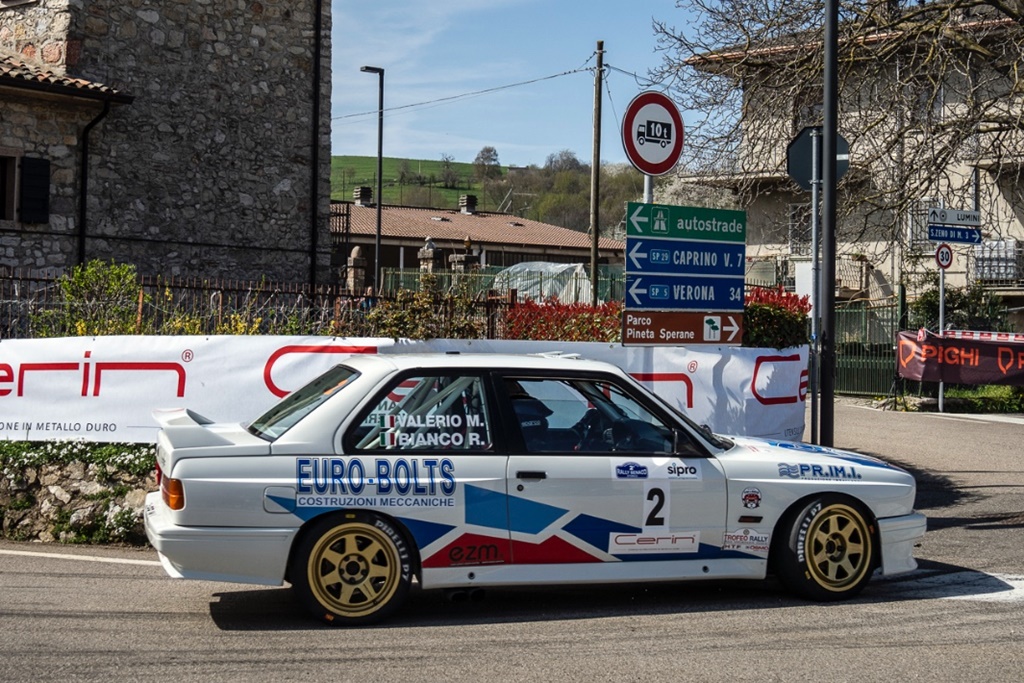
[332,66,594,122]
[605,63,660,90]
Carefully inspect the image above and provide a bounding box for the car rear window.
[249,365,358,440]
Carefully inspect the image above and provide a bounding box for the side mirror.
[673,427,706,457]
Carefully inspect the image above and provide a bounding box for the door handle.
[516,470,547,480]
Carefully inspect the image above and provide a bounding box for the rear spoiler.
[153,408,233,449]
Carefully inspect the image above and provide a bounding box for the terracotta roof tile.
[0,54,131,102]
[331,202,624,252]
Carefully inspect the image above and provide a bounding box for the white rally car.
[145,353,926,625]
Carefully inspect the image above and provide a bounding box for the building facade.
[674,7,1024,328]
[0,0,332,283]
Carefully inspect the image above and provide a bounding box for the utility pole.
[590,40,604,306]
[820,0,838,445]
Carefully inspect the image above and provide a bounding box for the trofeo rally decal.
[722,528,770,556]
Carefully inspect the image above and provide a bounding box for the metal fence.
[0,268,533,340]
[2,267,914,396]
[381,266,626,304]
[834,303,902,396]
[0,270,373,338]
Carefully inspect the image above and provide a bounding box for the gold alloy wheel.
[307,521,402,618]
[804,503,873,592]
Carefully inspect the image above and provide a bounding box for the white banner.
[0,336,807,443]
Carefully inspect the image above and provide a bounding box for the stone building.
[0,0,332,283]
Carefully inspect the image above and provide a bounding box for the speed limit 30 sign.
[935,243,953,270]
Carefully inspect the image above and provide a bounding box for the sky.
[331,0,688,168]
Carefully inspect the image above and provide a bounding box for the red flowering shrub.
[502,287,809,349]
[504,297,622,342]
[743,285,810,348]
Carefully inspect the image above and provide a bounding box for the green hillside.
[331,155,503,211]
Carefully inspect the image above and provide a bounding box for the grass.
[331,155,503,209]
[941,385,1024,412]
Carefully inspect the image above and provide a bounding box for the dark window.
[249,365,359,441]
[0,156,14,221]
[19,157,50,224]
[501,376,675,454]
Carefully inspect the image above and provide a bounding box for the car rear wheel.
[290,511,412,626]
[774,495,876,601]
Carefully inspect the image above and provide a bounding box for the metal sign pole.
[939,267,945,413]
[810,129,821,444]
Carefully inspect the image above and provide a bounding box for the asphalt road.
[1,399,1022,683]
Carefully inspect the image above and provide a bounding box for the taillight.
[155,460,163,487]
[162,477,185,510]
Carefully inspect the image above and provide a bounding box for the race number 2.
[644,484,670,527]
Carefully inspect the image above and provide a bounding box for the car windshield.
[249,365,358,441]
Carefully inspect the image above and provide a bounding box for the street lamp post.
[361,65,384,291]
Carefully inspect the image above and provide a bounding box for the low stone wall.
[0,462,155,545]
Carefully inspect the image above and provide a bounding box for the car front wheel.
[774,495,876,601]
[290,511,412,625]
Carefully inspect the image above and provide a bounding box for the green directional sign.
[626,203,746,243]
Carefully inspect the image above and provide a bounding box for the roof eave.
[0,77,134,104]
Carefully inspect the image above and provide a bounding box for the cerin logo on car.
[610,531,700,555]
[615,462,649,479]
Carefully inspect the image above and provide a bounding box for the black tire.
[290,511,413,626]
[773,495,876,601]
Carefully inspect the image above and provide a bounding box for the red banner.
[897,330,1024,385]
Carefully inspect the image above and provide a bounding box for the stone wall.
[0,88,95,267]
[1,461,155,545]
[0,0,333,282]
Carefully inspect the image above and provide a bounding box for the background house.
[330,190,625,295]
[0,0,332,284]
[667,5,1024,330]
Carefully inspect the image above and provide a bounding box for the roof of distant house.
[0,54,133,103]
[331,201,624,252]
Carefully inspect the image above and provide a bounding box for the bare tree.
[439,153,460,189]
[652,1,1024,281]
[473,146,502,182]
[544,150,587,173]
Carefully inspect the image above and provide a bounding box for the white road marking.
[943,573,1024,602]
[889,570,1024,603]
[0,548,161,566]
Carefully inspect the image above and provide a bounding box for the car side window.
[502,376,673,454]
[351,374,492,452]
